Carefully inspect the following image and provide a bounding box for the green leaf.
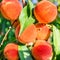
[53,25,60,55]
[58,6,60,12]
[58,0,60,5]
[19,12,35,35]
[52,14,60,29]
[55,14,60,24]
[19,0,35,35]
[18,45,33,60]
[19,6,28,35]
[28,0,34,16]
[22,17,35,33]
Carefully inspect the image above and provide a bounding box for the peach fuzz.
[32,40,53,60]
[1,0,22,21]
[4,43,18,60]
[34,0,57,23]
[35,23,51,40]
[15,24,37,44]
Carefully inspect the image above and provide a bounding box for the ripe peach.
[32,40,53,60]
[4,43,18,60]
[1,0,22,21]
[18,24,37,44]
[34,0,57,23]
[35,23,50,40]
[15,24,37,44]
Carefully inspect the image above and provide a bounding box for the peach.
[35,23,50,40]
[4,43,18,60]
[18,24,37,44]
[1,0,22,21]
[32,40,53,60]
[15,24,37,44]
[34,0,57,23]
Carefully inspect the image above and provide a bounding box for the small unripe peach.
[4,43,18,60]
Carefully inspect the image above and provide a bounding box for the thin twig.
[0,19,19,47]
[0,26,11,47]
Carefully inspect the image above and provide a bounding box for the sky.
[32,0,38,4]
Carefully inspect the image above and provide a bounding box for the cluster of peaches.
[0,0,57,60]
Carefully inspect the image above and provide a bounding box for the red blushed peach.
[15,24,37,44]
[32,40,53,60]
[34,0,57,23]
[4,43,18,60]
[35,23,51,40]
[1,0,22,21]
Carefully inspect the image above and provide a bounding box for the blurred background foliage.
[0,0,60,60]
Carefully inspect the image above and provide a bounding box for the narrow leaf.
[22,17,35,32]
[19,6,28,35]
[28,0,34,16]
[19,0,35,35]
[53,25,60,55]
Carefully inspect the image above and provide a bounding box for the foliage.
[0,0,60,60]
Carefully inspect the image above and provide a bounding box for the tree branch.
[0,0,26,47]
[0,26,11,47]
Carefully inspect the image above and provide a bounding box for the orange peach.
[15,24,37,44]
[4,43,18,60]
[34,0,57,23]
[18,24,37,44]
[35,23,50,40]
[1,0,22,21]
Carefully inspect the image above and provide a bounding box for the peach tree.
[0,0,60,60]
